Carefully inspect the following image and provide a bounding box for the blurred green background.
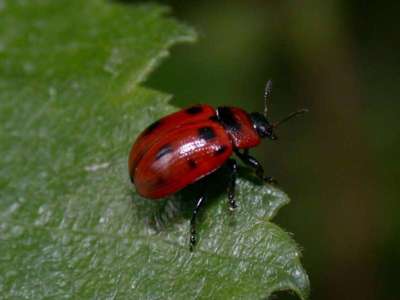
[145,1,400,299]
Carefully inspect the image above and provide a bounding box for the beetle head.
[250,112,277,140]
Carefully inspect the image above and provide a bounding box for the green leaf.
[0,0,309,299]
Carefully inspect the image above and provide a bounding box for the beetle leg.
[190,194,206,251]
[226,159,238,211]
[234,149,277,184]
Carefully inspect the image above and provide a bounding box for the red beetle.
[129,81,306,250]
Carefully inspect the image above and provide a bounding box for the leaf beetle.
[128,80,307,250]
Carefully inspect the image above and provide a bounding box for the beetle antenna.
[272,108,308,128]
[264,80,272,117]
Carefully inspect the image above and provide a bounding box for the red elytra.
[129,104,260,199]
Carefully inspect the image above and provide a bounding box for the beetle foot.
[228,198,237,212]
[189,232,196,252]
[264,176,278,185]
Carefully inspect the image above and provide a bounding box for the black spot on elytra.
[198,127,216,140]
[217,107,241,132]
[129,174,134,183]
[155,176,166,186]
[186,106,203,115]
[144,120,162,136]
[214,145,228,155]
[187,159,197,169]
[209,115,219,122]
[155,144,173,161]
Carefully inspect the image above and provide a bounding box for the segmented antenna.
[272,109,309,128]
[264,80,273,117]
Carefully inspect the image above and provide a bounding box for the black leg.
[234,149,277,184]
[190,194,206,251]
[226,159,238,211]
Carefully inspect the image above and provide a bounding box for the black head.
[250,80,308,140]
[250,112,277,140]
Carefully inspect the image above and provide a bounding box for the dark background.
[146,1,400,299]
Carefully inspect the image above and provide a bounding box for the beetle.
[128,80,307,250]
